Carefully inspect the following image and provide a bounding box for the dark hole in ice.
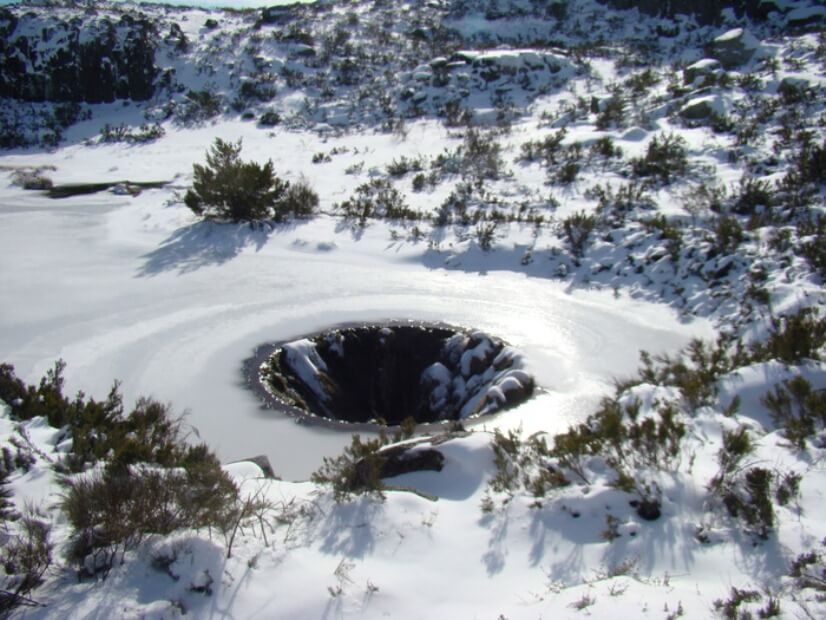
[251,324,534,427]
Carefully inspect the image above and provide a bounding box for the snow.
[0,0,825,618]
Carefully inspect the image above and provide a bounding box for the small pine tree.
[185,138,316,222]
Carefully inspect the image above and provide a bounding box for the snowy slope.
[0,0,825,618]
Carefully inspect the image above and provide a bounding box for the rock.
[680,95,723,120]
[0,10,158,103]
[705,28,760,69]
[683,58,722,87]
[290,44,316,58]
[377,445,445,479]
[245,455,277,479]
[260,5,297,25]
[787,6,826,31]
[631,497,662,521]
[598,0,777,25]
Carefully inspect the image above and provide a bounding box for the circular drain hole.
[247,323,535,427]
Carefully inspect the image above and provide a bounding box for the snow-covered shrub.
[386,155,425,178]
[337,178,420,224]
[61,445,239,573]
[258,110,281,127]
[713,215,744,254]
[595,95,625,130]
[518,128,567,164]
[631,132,688,184]
[0,511,53,615]
[642,214,682,262]
[459,128,505,182]
[281,179,320,219]
[789,547,826,595]
[732,176,772,215]
[561,211,596,259]
[99,123,165,144]
[311,434,387,502]
[185,138,317,223]
[589,181,654,226]
[762,376,826,449]
[178,89,223,124]
[752,309,825,364]
[0,462,15,524]
[798,214,825,279]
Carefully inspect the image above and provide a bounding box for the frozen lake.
[0,190,712,480]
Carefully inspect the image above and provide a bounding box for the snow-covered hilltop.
[0,0,824,618]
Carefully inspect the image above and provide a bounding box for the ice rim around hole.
[243,320,537,431]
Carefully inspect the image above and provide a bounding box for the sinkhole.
[249,324,535,427]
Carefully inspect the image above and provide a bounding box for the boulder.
[683,58,722,87]
[705,28,760,69]
[631,497,662,521]
[787,6,826,31]
[376,445,445,479]
[679,95,723,120]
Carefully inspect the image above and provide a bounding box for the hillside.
[0,0,825,618]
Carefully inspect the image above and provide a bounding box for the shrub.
[386,155,424,178]
[311,434,387,502]
[460,128,505,182]
[789,547,826,593]
[0,511,53,615]
[179,89,222,123]
[561,211,596,259]
[281,179,320,218]
[752,309,825,364]
[337,179,419,224]
[713,587,761,620]
[595,95,625,130]
[258,111,281,127]
[184,138,317,222]
[99,123,165,144]
[732,176,772,215]
[714,216,744,254]
[710,427,775,539]
[762,376,825,448]
[797,214,826,280]
[642,214,682,262]
[589,181,654,226]
[61,448,239,573]
[0,465,15,524]
[631,133,687,184]
[518,129,567,164]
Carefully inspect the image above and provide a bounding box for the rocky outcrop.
[705,28,761,69]
[683,58,722,87]
[680,95,723,120]
[0,9,158,104]
[597,0,785,24]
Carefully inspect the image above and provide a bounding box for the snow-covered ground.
[1,0,825,618]
[0,120,712,480]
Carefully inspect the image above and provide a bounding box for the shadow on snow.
[137,220,287,276]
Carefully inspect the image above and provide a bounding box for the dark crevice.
[253,324,535,427]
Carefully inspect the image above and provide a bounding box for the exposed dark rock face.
[596,0,781,24]
[0,9,158,104]
[705,28,760,69]
[260,325,534,426]
[631,497,662,521]
[356,444,445,485]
